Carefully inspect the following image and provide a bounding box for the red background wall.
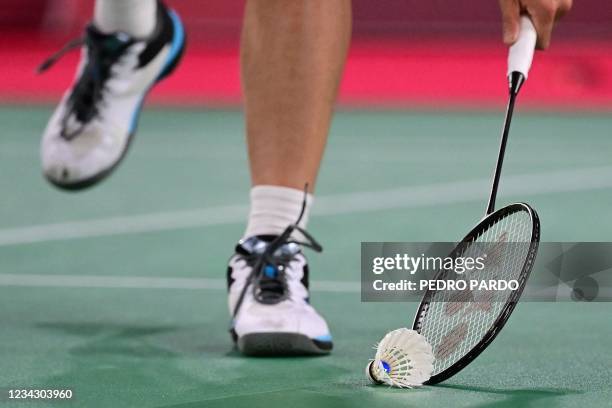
[4,0,612,40]
[1,0,611,109]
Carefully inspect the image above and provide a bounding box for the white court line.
[0,273,361,293]
[0,165,611,247]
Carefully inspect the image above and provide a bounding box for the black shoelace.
[37,28,132,139]
[231,185,323,318]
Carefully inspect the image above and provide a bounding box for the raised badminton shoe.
[227,234,333,356]
[40,1,185,190]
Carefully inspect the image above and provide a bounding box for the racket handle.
[507,16,537,92]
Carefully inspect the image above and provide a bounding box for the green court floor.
[1,106,611,407]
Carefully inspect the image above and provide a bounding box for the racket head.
[412,202,540,385]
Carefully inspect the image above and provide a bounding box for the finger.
[526,1,556,49]
[555,0,572,20]
[499,0,521,45]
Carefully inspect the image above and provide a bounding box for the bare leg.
[241,0,352,192]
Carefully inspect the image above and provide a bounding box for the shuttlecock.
[366,328,434,388]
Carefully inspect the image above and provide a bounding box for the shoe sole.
[45,10,187,191]
[237,332,333,357]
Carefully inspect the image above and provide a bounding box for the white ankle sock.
[94,0,157,38]
[243,185,313,239]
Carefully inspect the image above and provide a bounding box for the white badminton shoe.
[227,233,333,356]
[39,1,185,190]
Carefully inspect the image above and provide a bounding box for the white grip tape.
[507,16,537,79]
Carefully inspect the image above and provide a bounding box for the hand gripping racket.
[412,16,541,385]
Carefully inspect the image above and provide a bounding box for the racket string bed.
[419,208,534,375]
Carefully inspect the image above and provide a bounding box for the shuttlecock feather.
[366,328,434,388]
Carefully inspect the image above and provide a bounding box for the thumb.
[499,0,521,45]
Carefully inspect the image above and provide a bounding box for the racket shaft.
[486,90,517,215]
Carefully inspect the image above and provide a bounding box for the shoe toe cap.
[41,140,79,183]
[41,129,121,187]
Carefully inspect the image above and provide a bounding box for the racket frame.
[410,19,538,385]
